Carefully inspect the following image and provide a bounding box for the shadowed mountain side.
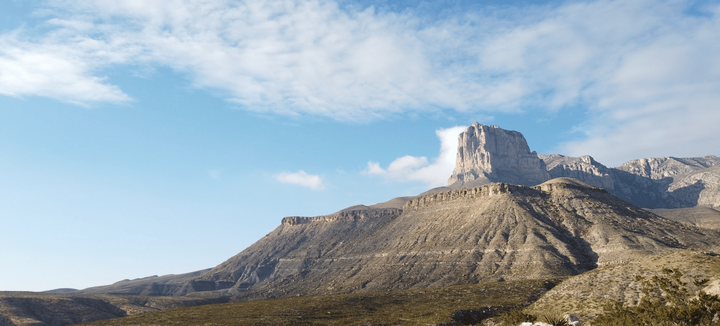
[80,178,720,301]
[540,154,720,209]
[649,206,720,230]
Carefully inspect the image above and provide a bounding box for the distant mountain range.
[448,123,720,210]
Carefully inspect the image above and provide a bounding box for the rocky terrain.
[448,123,549,187]
[541,154,720,209]
[528,251,720,321]
[76,178,720,302]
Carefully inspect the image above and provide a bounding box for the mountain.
[447,123,549,187]
[74,123,720,300]
[448,123,720,210]
[78,178,720,300]
[5,122,720,325]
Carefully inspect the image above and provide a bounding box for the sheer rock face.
[448,123,549,187]
[445,123,719,209]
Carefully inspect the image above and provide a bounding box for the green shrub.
[593,268,720,326]
[540,313,570,326]
[498,307,536,326]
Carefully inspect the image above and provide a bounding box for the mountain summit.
[447,123,720,210]
[448,123,550,188]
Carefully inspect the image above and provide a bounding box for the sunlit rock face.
[445,123,720,210]
[448,123,549,188]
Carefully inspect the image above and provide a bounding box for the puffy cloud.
[364,126,466,187]
[274,170,325,190]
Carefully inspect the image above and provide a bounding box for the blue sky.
[1,0,719,292]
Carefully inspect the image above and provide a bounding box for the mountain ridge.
[76,177,720,300]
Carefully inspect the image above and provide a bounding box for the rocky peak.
[616,156,720,180]
[448,123,549,187]
[539,154,614,190]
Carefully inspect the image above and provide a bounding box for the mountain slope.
[79,178,720,300]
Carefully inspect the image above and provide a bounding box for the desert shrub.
[593,268,720,326]
[497,307,536,326]
[451,307,507,325]
[540,313,570,326]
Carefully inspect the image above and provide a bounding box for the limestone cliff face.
[446,123,719,209]
[448,123,549,187]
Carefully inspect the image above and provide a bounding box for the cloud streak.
[274,170,325,190]
[0,32,132,104]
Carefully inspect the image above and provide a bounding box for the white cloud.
[0,33,132,104]
[2,0,720,164]
[274,170,325,190]
[365,126,466,187]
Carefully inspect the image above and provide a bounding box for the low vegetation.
[77,278,563,326]
[593,268,720,326]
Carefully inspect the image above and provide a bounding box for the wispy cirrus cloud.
[364,126,466,188]
[274,170,325,190]
[0,32,132,104]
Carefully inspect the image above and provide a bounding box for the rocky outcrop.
[538,154,720,209]
[616,156,720,180]
[448,123,549,187]
[444,123,719,210]
[539,154,614,191]
[281,208,402,226]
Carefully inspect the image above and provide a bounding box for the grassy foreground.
[77,278,563,326]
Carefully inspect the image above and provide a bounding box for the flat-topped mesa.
[281,208,402,226]
[448,123,549,188]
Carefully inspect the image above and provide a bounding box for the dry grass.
[77,278,563,326]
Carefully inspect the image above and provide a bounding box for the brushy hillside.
[527,251,720,322]
[77,278,563,326]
